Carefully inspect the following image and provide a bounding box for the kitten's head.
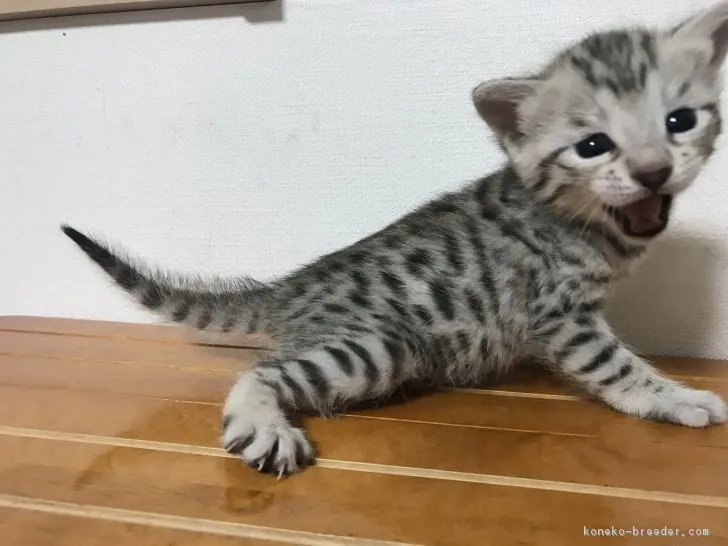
[473,1,728,240]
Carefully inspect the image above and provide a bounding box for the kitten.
[63,2,728,477]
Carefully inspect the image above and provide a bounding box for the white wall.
[1,0,726,358]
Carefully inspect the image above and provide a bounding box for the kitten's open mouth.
[612,195,673,239]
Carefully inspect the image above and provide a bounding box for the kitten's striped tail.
[61,225,273,334]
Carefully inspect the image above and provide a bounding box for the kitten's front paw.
[222,410,315,477]
[607,382,727,427]
[649,385,727,427]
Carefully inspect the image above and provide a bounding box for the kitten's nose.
[632,166,672,192]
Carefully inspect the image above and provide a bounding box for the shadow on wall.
[0,0,284,34]
[607,236,719,359]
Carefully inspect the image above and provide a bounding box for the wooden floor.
[1,317,727,545]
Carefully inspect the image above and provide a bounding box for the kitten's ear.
[472,79,541,139]
[672,1,728,67]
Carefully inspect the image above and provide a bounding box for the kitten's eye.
[574,133,615,159]
[666,108,697,134]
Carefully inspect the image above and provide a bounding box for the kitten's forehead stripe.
[565,30,657,95]
[678,81,691,97]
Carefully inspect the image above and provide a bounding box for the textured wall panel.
[1,0,725,358]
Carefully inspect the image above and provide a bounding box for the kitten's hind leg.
[222,332,413,476]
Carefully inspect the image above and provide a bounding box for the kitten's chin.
[609,195,673,239]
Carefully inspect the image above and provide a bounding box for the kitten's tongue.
[619,195,663,234]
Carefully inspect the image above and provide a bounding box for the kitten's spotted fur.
[63,3,728,476]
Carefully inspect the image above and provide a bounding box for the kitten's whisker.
[565,195,600,226]
[578,202,601,239]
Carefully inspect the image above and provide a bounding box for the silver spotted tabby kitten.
[63,2,728,476]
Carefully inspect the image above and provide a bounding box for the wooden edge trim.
[0,1,271,22]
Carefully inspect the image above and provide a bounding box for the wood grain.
[0,506,288,545]
[1,384,728,497]
[2,435,727,545]
[1,316,727,545]
[0,1,270,22]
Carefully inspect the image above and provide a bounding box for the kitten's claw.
[222,411,314,476]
